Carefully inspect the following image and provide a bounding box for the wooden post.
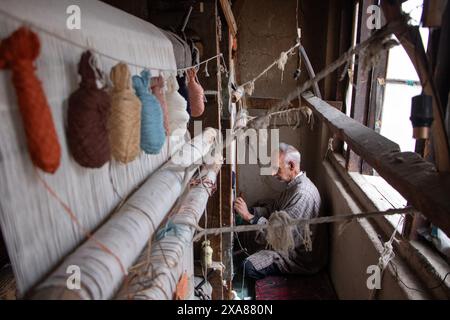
[348,0,377,173]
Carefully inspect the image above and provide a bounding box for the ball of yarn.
[151,76,170,135]
[0,27,61,173]
[133,70,166,154]
[177,75,191,115]
[67,51,111,168]
[165,76,190,137]
[187,68,205,117]
[109,63,142,164]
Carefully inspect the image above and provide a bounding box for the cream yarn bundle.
[109,63,142,163]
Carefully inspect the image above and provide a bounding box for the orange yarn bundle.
[174,272,189,300]
[186,68,205,118]
[151,76,170,134]
[0,27,61,173]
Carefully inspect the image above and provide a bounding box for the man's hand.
[234,197,254,222]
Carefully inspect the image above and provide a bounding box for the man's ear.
[288,161,295,170]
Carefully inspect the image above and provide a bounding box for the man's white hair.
[279,143,301,167]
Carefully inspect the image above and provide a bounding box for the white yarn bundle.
[165,75,190,137]
[277,51,289,83]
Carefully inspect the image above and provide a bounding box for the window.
[379,0,429,153]
[336,0,450,263]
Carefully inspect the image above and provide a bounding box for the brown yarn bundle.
[0,27,61,173]
[109,63,142,164]
[151,76,170,135]
[186,68,205,118]
[67,51,111,168]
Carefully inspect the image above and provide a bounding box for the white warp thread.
[31,129,218,300]
[0,0,180,296]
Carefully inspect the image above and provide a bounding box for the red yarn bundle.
[0,27,61,173]
[67,51,111,168]
[151,76,170,134]
[186,68,205,118]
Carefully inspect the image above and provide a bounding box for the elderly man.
[234,143,327,280]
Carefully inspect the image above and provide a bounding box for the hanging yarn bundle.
[165,75,190,137]
[235,107,249,129]
[266,211,297,255]
[133,70,166,154]
[151,76,170,135]
[244,81,255,96]
[177,75,191,115]
[0,27,61,173]
[277,51,289,83]
[187,68,206,118]
[201,240,213,268]
[175,272,189,300]
[67,51,111,168]
[109,63,142,164]
[232,85,245,103]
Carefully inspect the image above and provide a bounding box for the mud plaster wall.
[316,160,412,299]
[235,0,327,206]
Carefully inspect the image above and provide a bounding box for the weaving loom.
[0,0,184,297]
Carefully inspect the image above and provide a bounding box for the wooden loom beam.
[115,163,221,300]
[302,91,450,237]
[29,129,218,300]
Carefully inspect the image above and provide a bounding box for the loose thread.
[35,169,127,276]
[239,42,300,89]
[369,216,404,300]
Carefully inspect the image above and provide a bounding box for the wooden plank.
[300,46,322,99]
[363,48,388,174]
[434,2,450,114]
[207,1,224,300]
[348,0,377,173]
[422,0,448,27]
[189,0,224,300]
[220,30,234,301]
[336,0,354,102]
[303,91,450,237]
[219,0,238,36]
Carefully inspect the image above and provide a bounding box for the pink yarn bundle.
[151,76,170,134]
[186,68,205,118]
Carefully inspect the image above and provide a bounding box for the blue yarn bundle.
[132,70,166,154]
